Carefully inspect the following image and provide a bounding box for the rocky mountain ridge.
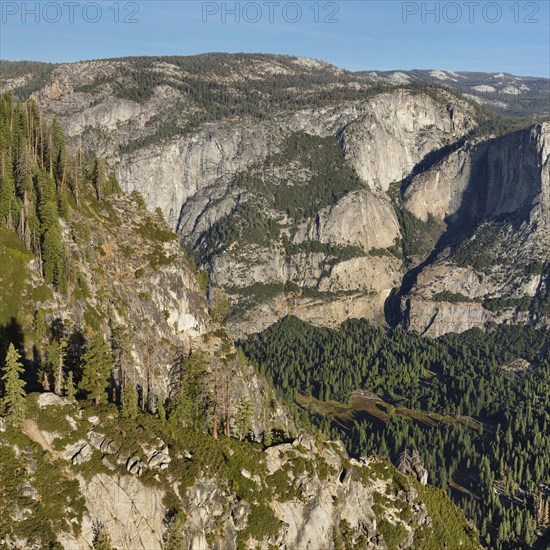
[1,391,478,549]
[399,122,549,335]
[2,55,548,117]
[358,68,550,117]
[2,54,548,338]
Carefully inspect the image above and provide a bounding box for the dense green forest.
[241,316,550,549]
[1,76,547,547]
[0,92,119,295]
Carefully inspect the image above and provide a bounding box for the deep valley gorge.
[0,53,548,550]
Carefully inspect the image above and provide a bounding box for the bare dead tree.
[398,447,412,474]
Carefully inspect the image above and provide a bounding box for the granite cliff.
[2,54,547,338]
[0,393,478,549]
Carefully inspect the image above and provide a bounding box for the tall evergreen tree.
[79,334,113,405]
[0,171,15,227]
[164,510,186,550]
[92,157,106,201]
[169,350,207,430]
[235,397,254,440]
[49,339,68,396]
[64,370,76,401]
[121,378,139,420]
[38,171,64,288]
[1,343,27,426]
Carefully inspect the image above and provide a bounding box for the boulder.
[37,393,68,408]
[148,448,171,470]
[62,440,93,465]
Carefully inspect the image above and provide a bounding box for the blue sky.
[1,1,549,77]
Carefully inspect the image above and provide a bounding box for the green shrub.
[378,519,408,550]
[135,222,177,243]
[433,291,472,303]
[130,190,147,208]
[243,503,281,541]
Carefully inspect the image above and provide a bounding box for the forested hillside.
[0,93,482,549]
[241,316,550,549]
[1,52,548,548]
[0,92,120,294]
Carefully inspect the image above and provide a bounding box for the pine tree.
[121,378,139,420]
[38,358,52,392]
[235,397,254,440]
[109,322,133,404]
[209,288,229,324]
[169,350,207,429]
[32,309,47,354]
[1,343,27,426]
[0,171,15,227]
[92,157,106,201]
[398,447,412,474]
[93,523,112,550]
[157,397,166,424]
[47,339,67,395]
[34,170,65,290]
[105,171,121,195]
[164,510,186,550]
[79,334,113,405]
[65,371,76,401]
[263,427,273,447]
[41,225,65,288]
[523,513,536,546]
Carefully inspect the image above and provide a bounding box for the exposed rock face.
[3,398,478,550]
[36,393,69,408]
[404,123,548,226]
[41,193,208,400]
[75,473,166,549]
[119,123,275,228]
[340,91,474,192]
[405,299,491,338]
[169,93,474,336]
[397,449,429,486]
[262,438,379,549]
[402,123,549,336]
[13,187,290,432]
[317,190,401,250]
[8,55,548,337]
[62,440,93,465]
[10,54,482,335]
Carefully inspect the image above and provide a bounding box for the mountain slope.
[400,122,549,335]
[0,93,479,549]
[2,56,548,118]
[0,393,480,549]
[358,68,550,118]
[1,54,547,339]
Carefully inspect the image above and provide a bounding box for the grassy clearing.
[297,393,485,434]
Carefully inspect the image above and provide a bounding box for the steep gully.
[383,129,525,330]
[384,134,472,328]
